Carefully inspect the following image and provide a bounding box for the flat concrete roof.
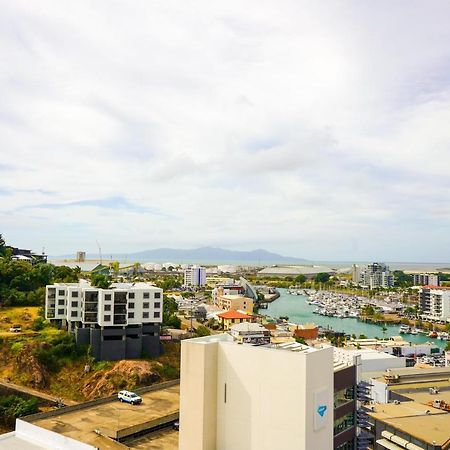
[368,402,450,446]
[0,433,48,450]
[126,428,178,449]
[32,385,180,449]
[399,389,450,406]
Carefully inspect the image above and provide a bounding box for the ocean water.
[260,288,446,348]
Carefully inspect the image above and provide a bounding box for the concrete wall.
[15,419,95,450]
[179,335,334,450]
[74,325,162,361]
[179,339,218,450]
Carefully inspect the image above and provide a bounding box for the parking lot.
[32,384,180,449]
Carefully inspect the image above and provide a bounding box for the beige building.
[217,294,254,313]
[368,401,450,450]
[179,334,334,450]
[217,310,253,331]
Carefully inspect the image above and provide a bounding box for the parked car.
[117,390,142,405]
[9,325,21,333]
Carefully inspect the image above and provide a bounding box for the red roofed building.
[217,310,253,330]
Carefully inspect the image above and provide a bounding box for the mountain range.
[57,247,308,264]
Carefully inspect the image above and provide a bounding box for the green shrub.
[31,317,45,331]
[0,396,38,426]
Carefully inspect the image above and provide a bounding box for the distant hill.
[55,247,308,264]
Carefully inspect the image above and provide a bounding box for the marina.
[258,288,447,348]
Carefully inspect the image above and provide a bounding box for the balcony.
[84,312,98,323]
[113,315,126,325]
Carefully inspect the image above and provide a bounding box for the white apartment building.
[352,263,394,289]
[179,334,337,450]
[419,285,450,322]
[45,282,163,360]
[184,265,207,287]
[412,273,439,286]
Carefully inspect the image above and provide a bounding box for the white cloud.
[1,0,450,261]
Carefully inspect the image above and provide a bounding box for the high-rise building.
[45,282,163,360]
[419,285,450,322]
[412,273,439,286]
[352,263,394,289]
[184,265,207,287]
[179,334,358,450]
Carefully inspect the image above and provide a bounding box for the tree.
[110,261,120,277]
[163,295,180,329]
[91,274,111,289]
[195,325,211,337]
[294,274,307,284]
[393,271,413,287]
[314,273,330,283]
[0,396,38,426]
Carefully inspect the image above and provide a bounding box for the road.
[0,378,78,406]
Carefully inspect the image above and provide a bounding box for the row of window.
[66,301,161,309]
[104,311,160,321]
[69,291,161,299]
[68,311,161,320]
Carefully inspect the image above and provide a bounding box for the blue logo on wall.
[317,405,327,417]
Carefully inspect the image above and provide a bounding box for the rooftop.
[258,265,334,275]
[401,388,450,406]
[218,294,248,300]
[229,322,267,332]
[48,282,161,291]
[0,433,49,450]
[217,310,251,319]
[422,285,450,290]
[368,401,450,447]
[30,384,179,449]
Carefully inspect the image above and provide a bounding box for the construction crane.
[96,240,102,264]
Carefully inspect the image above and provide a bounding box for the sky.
[1,1,450,262]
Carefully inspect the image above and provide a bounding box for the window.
[72,291,79,298]
[104,315,111,321]
[334,412,355,436]
[143,302,149,309]
[335,439,355,450]
[128,312,135,319]
[58,290,65,296]
[154,311,160,318]
[128,292,135,299]
[104,294,111,300]
[71,301,78,308]
[104,304,111,311]
[143,292,149,299]
[129,302,135,309]
[71,311,77,317]
[334,387,355,408]
[58,309,65,315]
[58,299,65,305]
[143,312,149,319]
[154,302,161,308]
[155,292,161,299]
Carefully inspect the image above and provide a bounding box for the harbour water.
[260,288,446,348]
